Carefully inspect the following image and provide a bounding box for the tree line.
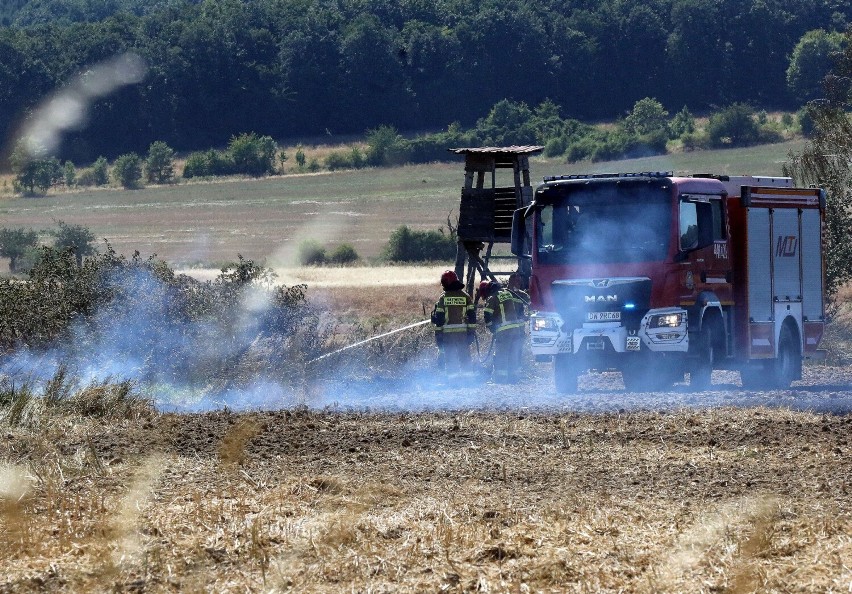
[1,0,849,165]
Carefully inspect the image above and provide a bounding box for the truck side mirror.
[511,208,526,256]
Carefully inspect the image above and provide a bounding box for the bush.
[63,161,76,187]
[10,144,63,195]
[328,243,359,264]
[91,156,109,186]
[112,153,143,188]
[366,125,404,166]
[145,141,176,184]
[325,150,354,171]
[52,220,96,267]
[383,225,456,262]
[297,240,327,265]
[707,103,761,147]
[227,132,277,176]
[183,149,232,178]
[0,227,39,273]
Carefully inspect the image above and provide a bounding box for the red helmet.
[440,270,459,286]
[478,280,491,296]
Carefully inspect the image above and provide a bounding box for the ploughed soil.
[1,367,851,593]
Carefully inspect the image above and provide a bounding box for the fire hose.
[306,319,431,365]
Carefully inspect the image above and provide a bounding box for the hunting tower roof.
[449,146,544,156]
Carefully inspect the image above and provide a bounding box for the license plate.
[587,311,621,321]
[626,336,641,351]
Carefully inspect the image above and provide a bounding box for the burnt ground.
[1,365,851,592]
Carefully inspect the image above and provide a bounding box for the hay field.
[1,403,850,592]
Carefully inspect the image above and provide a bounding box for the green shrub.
[0,227,39,273]
[145,140,176,184]
[10,144,63,195]
[366,125,404,166]
[295,147,306,169]
[91,156,109,186]
[297,240,327,265]
[52,220,96,267]
[227,132,277,176]
[383,225,456,262]
[183,149,232,178]
[325,150,354,171]
[112,153,143,188]
[669,106,696,138]
[328,243,359,264]
[707,103,761,147]
[63,161,76,187]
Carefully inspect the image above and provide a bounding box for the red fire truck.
[510,172,826,392]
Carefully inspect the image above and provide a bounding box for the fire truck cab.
[512,172,826,393]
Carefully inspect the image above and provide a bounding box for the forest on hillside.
[1,0,849,164]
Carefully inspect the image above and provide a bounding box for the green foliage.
[183,149,230,178]
[474,99,537,146]
[0,227,38,273]
[10,144,63,195]
[112,153,143,188]
[0,0,845,162]
[383,225,456,263]
[325,149,365,171]
[91,156,110,186]
[295,148,306,170]
[145,140,176,184]
[63,160,76,187]
[366,125,405,166]
[707,104,761,147]
[328,243,359,265]
[669,106,696,138]
[297,240,327,265]
[621,98,669,137]
[51,220,96,267]
[787,29,845,103]
[227,132,277,176]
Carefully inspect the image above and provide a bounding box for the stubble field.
[2,139,851,592]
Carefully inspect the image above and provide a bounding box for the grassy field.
[0,140,805,270]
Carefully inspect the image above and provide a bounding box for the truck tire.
[690,322,716,390]
[740,324,800,389]
[554,354,579,394]
[772,324,800,389]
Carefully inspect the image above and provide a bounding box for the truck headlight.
[532,316,558,332]
[650,312,684,328]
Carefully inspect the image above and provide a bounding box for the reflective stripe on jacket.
[433,289,475,333]
[484,289,526,333]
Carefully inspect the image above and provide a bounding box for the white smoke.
[17,53,148,158]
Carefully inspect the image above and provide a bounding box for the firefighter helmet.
[440,270,459,287]
[478,280,491,296]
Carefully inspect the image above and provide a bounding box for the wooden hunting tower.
[449,145,543,295]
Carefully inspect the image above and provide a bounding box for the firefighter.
[482,280,526,383]
[431,270,476,376]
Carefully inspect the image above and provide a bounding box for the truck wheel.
[554,354,579,394]
[772,325,800,389]
[690,323,716,390]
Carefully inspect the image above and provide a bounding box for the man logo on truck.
[776,235,798,257]
[585,295,618,303]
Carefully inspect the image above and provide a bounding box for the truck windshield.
[536,183,671,264]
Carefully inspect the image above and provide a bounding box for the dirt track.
[2,364,851,593]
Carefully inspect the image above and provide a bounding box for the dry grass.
[0,407,850,592]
